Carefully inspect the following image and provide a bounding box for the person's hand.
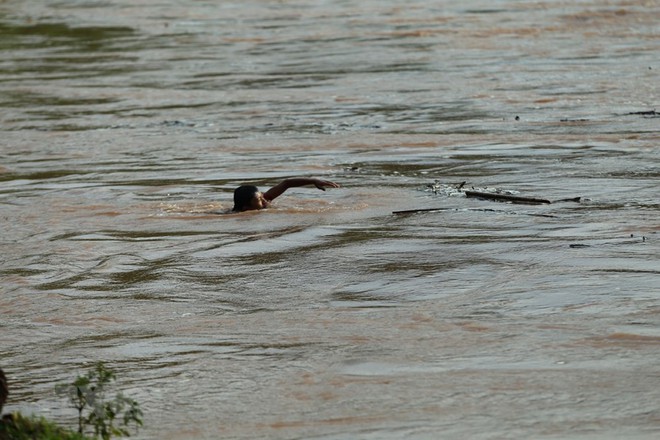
[314,179,340,191]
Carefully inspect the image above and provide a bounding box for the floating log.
[465,190,551,205]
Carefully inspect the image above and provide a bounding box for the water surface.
[1,1,659,439]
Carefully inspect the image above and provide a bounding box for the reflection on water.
[1,0,659,439]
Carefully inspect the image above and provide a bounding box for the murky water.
[1,0,659,438]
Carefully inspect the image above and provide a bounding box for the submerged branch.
[464,191,551,205]
[395,183,582,215]
[628,110,659,116]
[393,207,558,218]
[393,207,451,214]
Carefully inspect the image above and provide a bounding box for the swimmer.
[233,177,340,212]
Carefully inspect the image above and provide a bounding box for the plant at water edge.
[0,412,92,440]
[55,362,143,440]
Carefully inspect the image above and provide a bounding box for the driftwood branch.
[392,207,558,218]
[464,191,551,205]
[628,110,658,116]
[393,207,451,215]
[394,183,582,215]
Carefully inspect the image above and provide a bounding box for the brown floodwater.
[1,0,659,439]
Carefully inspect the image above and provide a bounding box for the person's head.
[233,185,268,212]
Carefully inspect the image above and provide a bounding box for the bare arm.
[263,178,340,201]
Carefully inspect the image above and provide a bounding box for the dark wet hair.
[233,185,259,212]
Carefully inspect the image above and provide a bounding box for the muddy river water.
[1,0,659,439]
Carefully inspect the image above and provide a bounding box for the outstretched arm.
[263,178,340,201]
